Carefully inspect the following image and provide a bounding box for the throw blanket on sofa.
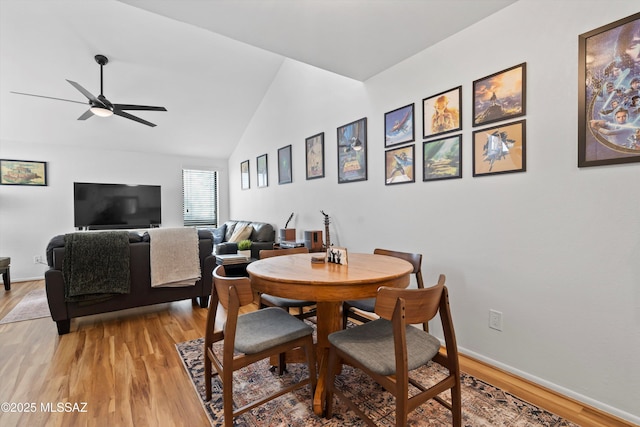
[149,227,201,287]
[63,231,131,302]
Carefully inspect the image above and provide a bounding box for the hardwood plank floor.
[0,280,634,427]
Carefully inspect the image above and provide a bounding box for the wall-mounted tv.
[74,182,161,230]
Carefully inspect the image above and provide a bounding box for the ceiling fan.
[11,54,167,127]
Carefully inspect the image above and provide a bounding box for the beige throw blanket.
[148,227,201,287]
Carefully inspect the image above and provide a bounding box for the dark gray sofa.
[212,220,275,259]
[45,229,216,335]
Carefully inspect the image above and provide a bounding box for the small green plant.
[238,239,252,251]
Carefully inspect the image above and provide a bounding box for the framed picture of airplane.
[337,117,368,183]
[0,159,47,186]
[472,63,526,127]
[423,135,462,182]
[472,120,526,177]
[422,86,462,139]
[385,145,415,185]
[384,103,414,147]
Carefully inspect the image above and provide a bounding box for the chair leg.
[451,383,462,427]
[204,350,212,401]
[222,369,234,427]
[324,348,338,419]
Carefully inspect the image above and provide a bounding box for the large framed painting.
[578,13,640,167]
[257,154,268,188]
[472,120,526,177]
[384,103,414,147]
[240,160,250,190]
[305,132,325,179]
[422,86,462,139]
[423,135,462,182]
[473,63,526,127]
[278,145,292,184]
[0,159,47,186]
[385,145,415,185]
[337,117,368,183]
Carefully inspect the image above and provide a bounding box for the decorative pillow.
[227,224,253,243]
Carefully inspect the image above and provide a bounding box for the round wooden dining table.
[246,252,413,415]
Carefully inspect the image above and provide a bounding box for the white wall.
[229,0,640,423]
[0,139,229,280]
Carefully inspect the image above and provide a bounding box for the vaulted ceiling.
[0,0,516,158]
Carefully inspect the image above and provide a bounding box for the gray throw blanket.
[62,231,131,302]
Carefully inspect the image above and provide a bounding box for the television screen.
[74,182,161,229]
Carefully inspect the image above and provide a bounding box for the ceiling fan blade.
[77,109,94,120]
[10,91,87,105]
[113,109,157,127]
[66,79,101,104]
[113,104,167,112]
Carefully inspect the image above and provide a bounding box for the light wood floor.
[0,280,633,427]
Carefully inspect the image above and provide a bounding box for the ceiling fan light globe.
[90,106,113,117]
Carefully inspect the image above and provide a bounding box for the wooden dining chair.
[343,248,427,331]
[325,275,461,427]
[259,247,317,321]
[204,265,317,427]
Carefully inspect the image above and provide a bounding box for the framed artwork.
[240,160,250,190]
[327,246,348,266]
[422,86,462,139]
[473,120,526,177]
[423,135,462,181]
[0,159,47,186]
[278,145,292,184]
[473,63,526,127]
[384,103,415,147]
[337,117,368,183]
[578,13,640,167]
[385,145,415,185]
[305,132,325,179]
[257,154,268,188]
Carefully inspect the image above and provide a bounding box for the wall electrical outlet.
[489,309,503,331]
[33,255,43,264]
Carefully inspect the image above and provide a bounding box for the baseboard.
[458,347,639,427]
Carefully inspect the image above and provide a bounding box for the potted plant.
[237,239,252,259]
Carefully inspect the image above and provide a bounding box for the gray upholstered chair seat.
[328,318,440,376]
[234,307,313,354]
[260,294,315,308]
[344,297,375,312]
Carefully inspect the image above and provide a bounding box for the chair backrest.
[373,248,424,289]
[259,247,309,259]
[374,274,445,325]
[212,265,254,310]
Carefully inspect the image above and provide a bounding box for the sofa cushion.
[224,221,238,241]
[252,222,275,242]
[212,224,226,244]
[228,223,253,242]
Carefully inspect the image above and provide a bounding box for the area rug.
[0,289,50,325]
[176,337,579,427]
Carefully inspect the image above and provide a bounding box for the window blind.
[182,169,218,227]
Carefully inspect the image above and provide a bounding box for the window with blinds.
[182,169,218,227]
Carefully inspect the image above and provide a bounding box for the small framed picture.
[578,13,640,167]
[337,117,368,183]
[278,145,292,184]
[327,246,348,266]
[257,154,268,188]
[473,63,526,127]
[384,103,414,147]
[385,145,415,185]
[423,135,462,182]
[240,160,250,190]
[472,120,526,177]
[422,86,462,139]
[0,159,47,186]
[305,132,325,179]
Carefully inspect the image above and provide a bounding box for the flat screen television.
[74,182,161,230]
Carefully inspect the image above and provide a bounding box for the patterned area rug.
[0,289,50,324]
[176,336,579,427]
